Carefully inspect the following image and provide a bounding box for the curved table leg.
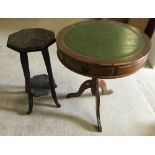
[66,80,92,98]
[98,79,113,95]
[42,48,61,107]
[95,79,102,132]
[91,78,102,132]
[27,93,33,114]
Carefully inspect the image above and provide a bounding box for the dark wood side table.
[56,20,151,132]
[7,28,61,114]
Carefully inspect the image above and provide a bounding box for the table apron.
[57,51,148,79]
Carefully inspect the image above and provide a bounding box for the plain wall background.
[0,18,88,35]
[148,31,155,68]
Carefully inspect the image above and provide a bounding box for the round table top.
[56,20,151,65]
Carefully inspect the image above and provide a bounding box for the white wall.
[148,31,155,68]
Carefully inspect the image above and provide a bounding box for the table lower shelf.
[30,74,57,97]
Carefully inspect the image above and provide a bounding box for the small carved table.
[7,28,61,114]
[56,20,151,132]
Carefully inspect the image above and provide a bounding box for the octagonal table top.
[7,28,56,53]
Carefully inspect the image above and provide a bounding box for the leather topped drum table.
[56,20,151,132]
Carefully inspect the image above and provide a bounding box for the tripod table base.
[66,78,113,132]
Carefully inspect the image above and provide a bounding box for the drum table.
[56,20,151,132]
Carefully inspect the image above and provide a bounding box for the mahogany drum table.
[56,20,151,132]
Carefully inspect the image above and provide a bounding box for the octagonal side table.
[7,28,61,114]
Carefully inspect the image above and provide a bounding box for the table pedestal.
[66,79,113,132]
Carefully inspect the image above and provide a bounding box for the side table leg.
[66,80,92,98]
[27,93,33,114]
[42,48,61,107]
[98,79,113,95]
[20,53,33,114]
[92,78,102,132]
[20,53,28,93]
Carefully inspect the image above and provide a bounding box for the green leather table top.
[63,21,145,59]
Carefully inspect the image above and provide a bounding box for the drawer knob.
[82,66,90,74]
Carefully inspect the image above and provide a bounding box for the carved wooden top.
[7,28,56,53]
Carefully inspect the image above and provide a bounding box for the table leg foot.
[97,124,102,132]
[98,79,113,95]
[27,94,33,115]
